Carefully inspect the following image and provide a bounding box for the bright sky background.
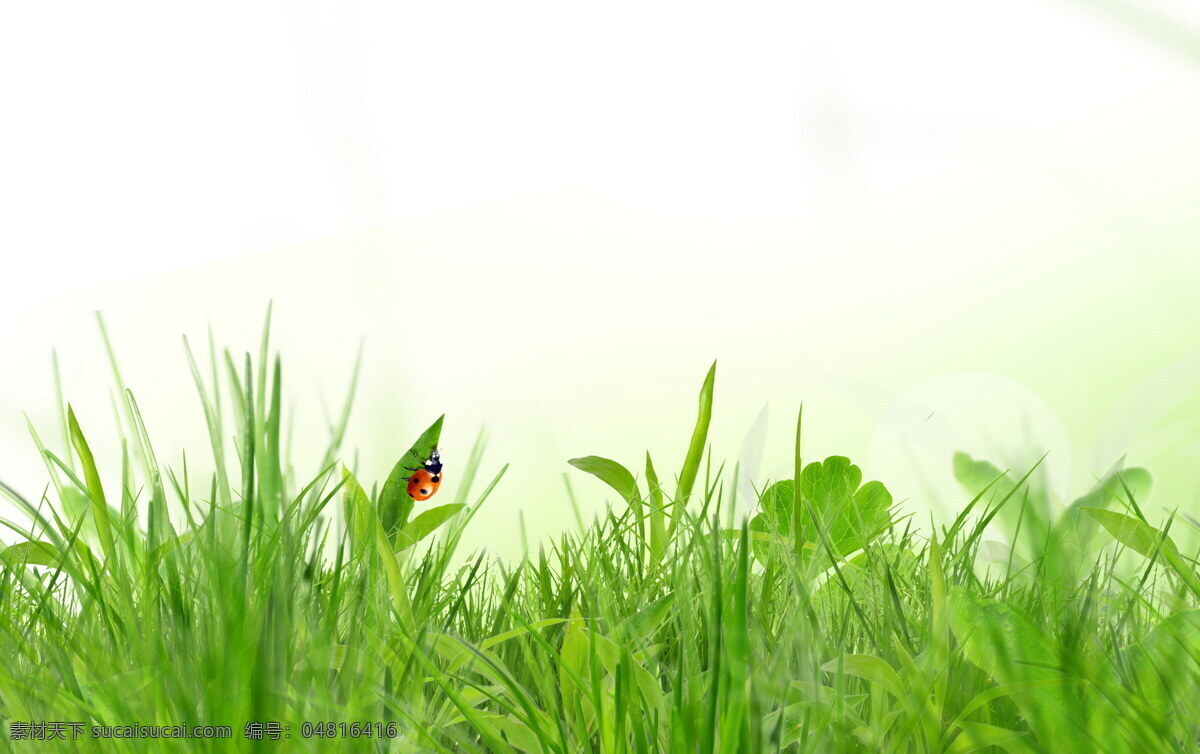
[3,1,1200,556]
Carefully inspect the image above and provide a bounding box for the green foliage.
[395,503,467,552]
[568,362,716,558]
[0,540,63,569]
[66,406,115,559]
[948,586,1077,749]
[674,361,715,516]
[379,414,444,543]
[566,456,639,507]
[1081,506,1178,561]
[749,457,894,566]
[3,325,1200,753]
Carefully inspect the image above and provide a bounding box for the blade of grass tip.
[95,312,134,439]
[646,453,666,561]
[671,361,716,538]
[66,406,115,560]
[51,349,74,473]
[257,354,283,521]
[240,354,256,557]
[284,401,297,480]
[437,464,509,563]
[207,323,223,445]
[952,454,1048,570]
[184,335,232,509]
[318,341,363,472]
[726,461,740,532]
[453,427,488,505]
[255,302,272,442]
[125,390,172,548]
[108,397,136,543]
[1114,473,1148,523]
[98,317,167,522]
[0,480,62,551]
[562,473,585,533]
[942,477,1003,546]
[166,461,197,531]
[24,415,71,520]
[223,349,247,442]
[793,403,804,555]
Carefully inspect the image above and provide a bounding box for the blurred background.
[2,1,1199,558]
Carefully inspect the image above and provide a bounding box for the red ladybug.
[405,449,443,502]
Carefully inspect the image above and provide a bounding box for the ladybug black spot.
[431,475,440,483]
[408,492,415,498]
[420,488,429,495]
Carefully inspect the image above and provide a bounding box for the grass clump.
[1,317,1199,753]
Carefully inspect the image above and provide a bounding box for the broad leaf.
[380,415,444,543]
[1,540,62,568]
[821,654,907,703]
[750,457,893,564]
[948,587,1073,749]
[567,456,640,506]
[395,503,466,552]
[1080,507,1179,562]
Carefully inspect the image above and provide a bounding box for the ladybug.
[405,448,443,502]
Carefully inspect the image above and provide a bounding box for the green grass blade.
[671,361,716,534]
[66,406,114,560]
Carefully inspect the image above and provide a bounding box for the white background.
[3,1,1200,555]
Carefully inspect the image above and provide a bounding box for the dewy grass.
[1,318,1199,753]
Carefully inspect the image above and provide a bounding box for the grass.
[1,316,1199,753]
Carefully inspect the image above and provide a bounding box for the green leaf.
[841,481,892,548]
[618,592,676,643]
[754,480,794,535]
[804,458,893,553]
[152,531,196,562]
[395,503,466,552]
[801,455,861,518]
[1068,467,1152,511]
[953,451,1053,561]
[440,617,574,672]
[477,714,540,752]
[750,458,893,564]
[1,540,63,568]
[1126,610,1200,721]
[952,452,1010,496]
[749,480,795,562]
[67,406,115,559]
[674,361,715,522]
[792,404,804,555]
[559,606,591,728]
[646,453,667,559]
[380,415,444,543]
[821,654,908,704]
[947,722,1026,754]
[567,456,640,506]
[341,465,373,550]
[1080,507,1180,563]
[948,587,1072,749]
[1079,507,1200,596]
[929,533,949,708]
